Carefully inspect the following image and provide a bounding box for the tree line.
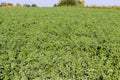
[0,2,38,7]
[0,0,85,7]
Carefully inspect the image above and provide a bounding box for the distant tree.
[1,2,7,6]
[23,4,31,7]
[57,0,84,7]
[16,3,22,7]
[58,0,76,6]
[7,3,13,6]
[54,4,57,7]
[31,4,37,7]
[79,0,85,6]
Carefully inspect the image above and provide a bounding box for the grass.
[0,7,120,80]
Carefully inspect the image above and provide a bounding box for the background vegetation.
[55,0,84,7]
[0,0,120,9]
[0,2,38,7]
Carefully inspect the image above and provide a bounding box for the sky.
[85,0,120,6]
[0,0,60,7]
[0,0,120,7]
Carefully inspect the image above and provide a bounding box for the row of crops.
[0,7,120,80]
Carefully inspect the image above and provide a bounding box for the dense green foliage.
[0,7,120,80]
[58,0,76,6]
[56,0,84,7]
